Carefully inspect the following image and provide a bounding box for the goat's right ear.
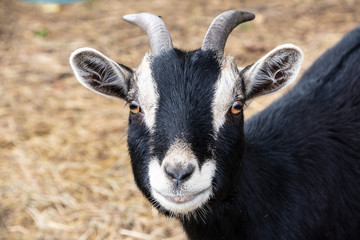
[69,48,132,100]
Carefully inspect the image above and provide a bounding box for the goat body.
[70,10,360,240]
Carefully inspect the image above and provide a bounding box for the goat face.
[129,49,246,216]
[69,10,303,218]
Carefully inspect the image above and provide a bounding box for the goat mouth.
[163,193,197,203]
[153,187,211,206]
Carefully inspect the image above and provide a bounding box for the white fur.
[135,54,159,130]
[212,56,239,134]
[149,139,216,214]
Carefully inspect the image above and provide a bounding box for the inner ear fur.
[69,47,132,99]
[243,44,304,101]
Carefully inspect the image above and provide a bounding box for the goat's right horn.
[123,13,173,55]
[202,10,255,54]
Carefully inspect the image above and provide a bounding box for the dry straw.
[0,0,358,239]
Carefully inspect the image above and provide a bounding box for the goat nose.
[164,163,195,185]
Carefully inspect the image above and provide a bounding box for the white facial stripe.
[136,54,159,130]
[212,56,239,134]
[148,139,216,214]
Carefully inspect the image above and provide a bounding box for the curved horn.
[123,13,173,55]
[202,10,255,53]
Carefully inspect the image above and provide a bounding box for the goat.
[69,10,360,240]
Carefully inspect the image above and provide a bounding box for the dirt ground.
[0,0,359,239]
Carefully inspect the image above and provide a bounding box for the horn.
[202,10,255,53]
[123,13,173,55]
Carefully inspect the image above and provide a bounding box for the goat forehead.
[150,49,222,95]
[149,49,222,158]
[150,50,221,117]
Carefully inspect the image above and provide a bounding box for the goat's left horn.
[123,13,173,55]
[202,10,255,53]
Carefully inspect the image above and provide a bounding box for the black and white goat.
[70,10,360,240]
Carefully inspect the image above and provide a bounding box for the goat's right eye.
[129,101,141,114]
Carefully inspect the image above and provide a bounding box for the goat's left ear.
[242,44,303,101]
[70,48,132,100]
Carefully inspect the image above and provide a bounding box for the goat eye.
[230,100,243,115]
[129,100,141,114]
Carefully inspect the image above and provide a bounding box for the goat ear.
[69,48,132,99]
[242,44,303,101]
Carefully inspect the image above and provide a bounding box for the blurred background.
[0,0,359,239]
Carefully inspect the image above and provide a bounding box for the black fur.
[181,26,360,240]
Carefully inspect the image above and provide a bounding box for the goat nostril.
[164,164,195,183]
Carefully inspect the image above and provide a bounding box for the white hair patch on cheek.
[135,54,159,130]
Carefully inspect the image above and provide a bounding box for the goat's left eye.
[230,100,243,115]
[129,100,141,114]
